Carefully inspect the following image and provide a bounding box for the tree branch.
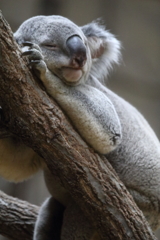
[0,11,156,240]
[0,190,38,240]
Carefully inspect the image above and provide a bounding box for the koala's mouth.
[61,67,83,84]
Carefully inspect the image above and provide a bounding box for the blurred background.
[0,0,160,239]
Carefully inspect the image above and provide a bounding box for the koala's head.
[14,15,121,85]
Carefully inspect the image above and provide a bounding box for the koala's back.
[106,89,160,198]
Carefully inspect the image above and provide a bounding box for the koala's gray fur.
[0,15,160,239]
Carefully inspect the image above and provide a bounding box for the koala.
[0,15,160,239]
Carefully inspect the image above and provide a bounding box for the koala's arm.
[29,59,121,154]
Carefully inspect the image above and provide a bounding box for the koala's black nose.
[66,35,87,67]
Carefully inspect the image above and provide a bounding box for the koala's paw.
[22,42,47,75]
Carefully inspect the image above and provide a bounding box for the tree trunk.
[0,11,156,240]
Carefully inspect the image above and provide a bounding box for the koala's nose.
[66,35,87,68]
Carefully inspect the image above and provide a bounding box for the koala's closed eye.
[41,42,58,50]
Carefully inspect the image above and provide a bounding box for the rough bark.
[0,11,156,240]
[0,190,38,240]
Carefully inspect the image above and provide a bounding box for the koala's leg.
[61,200,100,240]
[129,189,160,231]
[34,197,65,240]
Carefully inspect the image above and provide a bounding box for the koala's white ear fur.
[87,36,106,59]
[81,21,121,81]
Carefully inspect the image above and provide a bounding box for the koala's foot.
[22,42,47,76]
[34,197,65,240]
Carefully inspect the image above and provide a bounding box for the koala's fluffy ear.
[81,21,121,81]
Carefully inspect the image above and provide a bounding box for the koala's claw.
[21,41,42,54]
[27,60,47,75]
[22,50,35,57]
[21,43,47,75]
[22,48,44,61]
[29,60,41,64]
[22,41,34,47]
[28,60,42,67]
